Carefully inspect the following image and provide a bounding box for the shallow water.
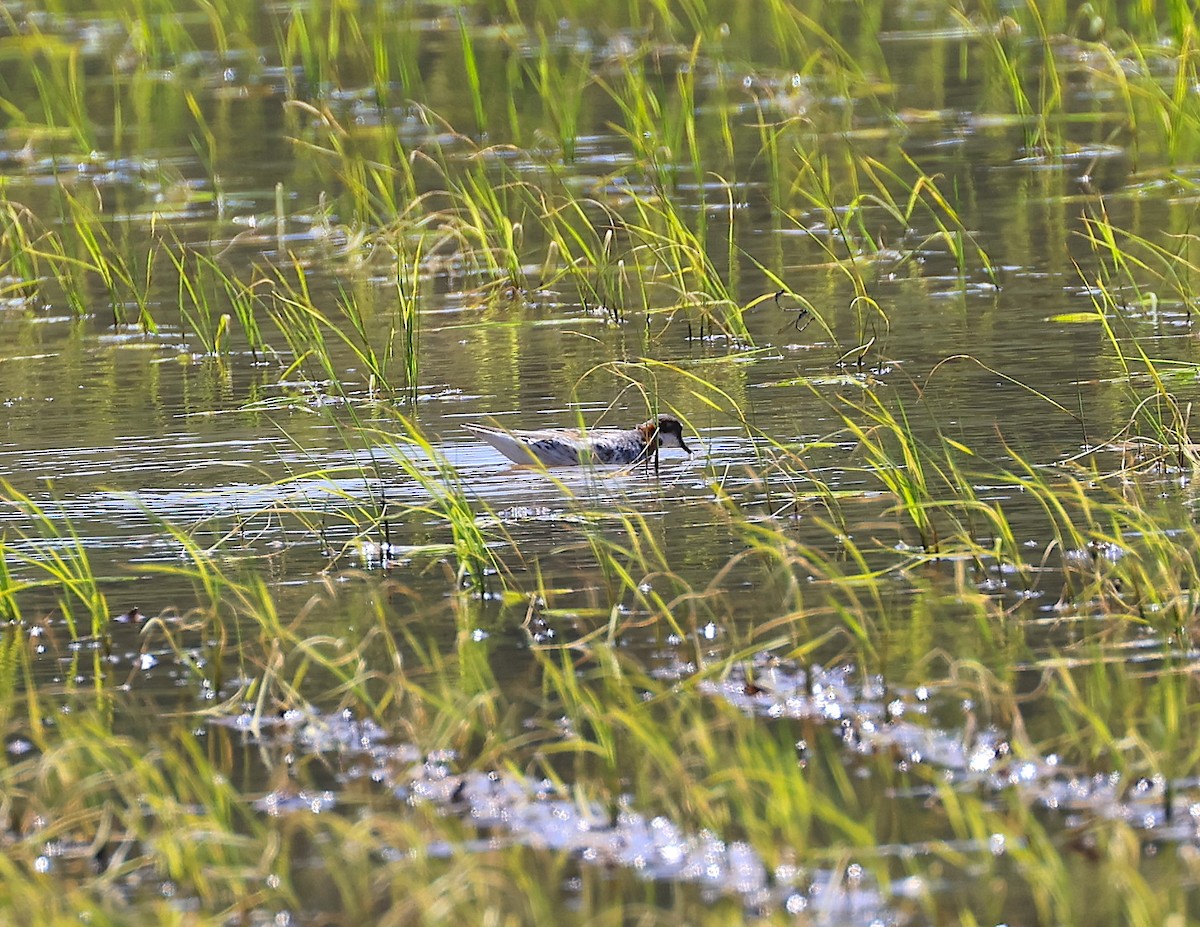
[4,2,1200,924]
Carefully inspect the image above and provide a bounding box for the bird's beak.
[680,436,693,455]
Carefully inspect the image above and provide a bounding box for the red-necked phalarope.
[464,414,692,467]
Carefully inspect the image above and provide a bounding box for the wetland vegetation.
[4,0,1200,923]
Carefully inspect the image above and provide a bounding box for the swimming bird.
[464,414,692,467]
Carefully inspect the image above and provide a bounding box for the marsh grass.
[0,203,45,302]
[168,244,268,357]
[262,254,431,402]
[512,26,594,163]
[0,480,110,641]
[8,0,1200,924]
[0,200,90,317]
[7,399,1200,926]
[370,414,513,594]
